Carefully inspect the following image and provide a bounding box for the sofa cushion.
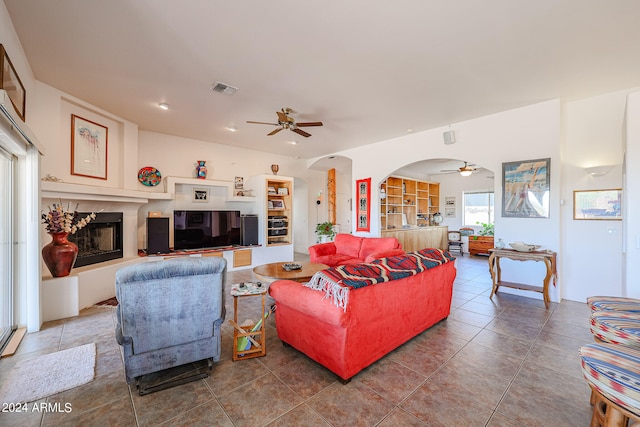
[314,254,357,266]
[358,237,399,260]
[334,234,363,258]
[364,248,405,264]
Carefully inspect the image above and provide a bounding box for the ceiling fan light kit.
[247,107,323,137]
[439,161,477,176]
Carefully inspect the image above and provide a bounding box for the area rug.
[0,343,96,404]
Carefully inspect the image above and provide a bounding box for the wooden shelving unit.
[266,178,292,246]
[380,176,440,230]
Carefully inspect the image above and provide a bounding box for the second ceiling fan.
[247,107,323,137]
[441,161,478,176]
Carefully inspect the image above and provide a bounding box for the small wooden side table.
[230,282,267,361]
[488,248,557,308]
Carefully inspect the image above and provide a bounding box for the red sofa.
[269,252,456,382]
[309,233,404,267]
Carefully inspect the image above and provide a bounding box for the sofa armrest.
[308,242,337,262]
[269,280,347,327]
[364,248,405,263]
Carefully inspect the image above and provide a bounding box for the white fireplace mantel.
[41,176,256,203]
[41,180,171,204]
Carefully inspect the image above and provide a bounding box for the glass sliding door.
[0,145,15,349]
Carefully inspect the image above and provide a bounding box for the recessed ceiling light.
[158,103,170,110]
[406,128,414,133]
[226,126,238,132]
[288,140,298,145]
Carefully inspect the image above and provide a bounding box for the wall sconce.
[584,165,615,177]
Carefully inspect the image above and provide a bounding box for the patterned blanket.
[305,248,455,310]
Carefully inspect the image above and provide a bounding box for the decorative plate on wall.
[138,166,161,186]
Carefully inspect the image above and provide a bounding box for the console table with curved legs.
[488,248,557,308]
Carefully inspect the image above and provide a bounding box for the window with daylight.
[463,191,494,226]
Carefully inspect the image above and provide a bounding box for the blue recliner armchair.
[115,257,226,394]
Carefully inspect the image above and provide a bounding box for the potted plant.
[315,221,336,243]
[476,221,494,236]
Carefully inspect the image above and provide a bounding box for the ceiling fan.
[440,161,478,176]
[247,107,323,137]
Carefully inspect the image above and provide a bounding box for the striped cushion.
[580,343,640,417]
[587,296,640,313]
[590,312,640,348]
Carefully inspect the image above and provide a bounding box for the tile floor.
[0,254,595,427]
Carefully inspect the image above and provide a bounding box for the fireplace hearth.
[69,212,124,267]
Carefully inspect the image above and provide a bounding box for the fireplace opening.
[69,212,123,267]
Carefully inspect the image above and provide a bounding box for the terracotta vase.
[196,160,207,179]
[42,232,78,277]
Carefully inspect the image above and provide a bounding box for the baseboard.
[1,327,26,358]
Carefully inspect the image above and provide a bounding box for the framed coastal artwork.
[71,114,108,180]
[356,177,371,232]
[573,189,622,220]
[502,158,550,218]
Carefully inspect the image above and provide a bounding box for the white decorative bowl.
[509,242,541,252]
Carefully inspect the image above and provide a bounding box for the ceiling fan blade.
[267,128,283,136]
[292,128,311,137]
[247,121,279,125]
[296,121,323,127]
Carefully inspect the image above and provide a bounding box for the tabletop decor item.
[196,160,207,179]
[508,241,541,252]
[41,201,97,277]
[282,263,302,271]
[138,166,161,186]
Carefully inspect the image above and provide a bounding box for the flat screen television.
[173,210,241,250]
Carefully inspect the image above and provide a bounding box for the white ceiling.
[5,0,640,159]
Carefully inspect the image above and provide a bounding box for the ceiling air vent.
[211,81,238,95]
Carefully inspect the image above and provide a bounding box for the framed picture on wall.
[234,176,244,189]
[71,114,108,180]
[356,177,371,232]
[0,44,26,121]
[502,158,550,218]
[573,189,622,220]
[193,187,209,202]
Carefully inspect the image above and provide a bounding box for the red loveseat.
[308,233,404,267]
[269,251,456,382]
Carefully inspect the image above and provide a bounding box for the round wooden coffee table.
[253,261,328,283]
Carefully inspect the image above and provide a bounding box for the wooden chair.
[448,231,463,256]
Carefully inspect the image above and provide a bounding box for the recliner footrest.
[587,296,640,313]
[580,343,640,419]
